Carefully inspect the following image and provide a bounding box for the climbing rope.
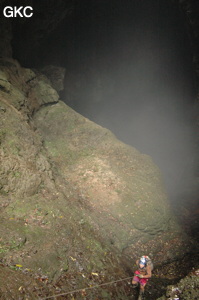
[40,275,134,299]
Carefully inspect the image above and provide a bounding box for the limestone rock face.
[0,109,54,196]
[34,100,178,249]
[0,59,187,298]
[0,58,59,114]
[41,65,66,92]
[157,269,199,300]
[0,59,57,196]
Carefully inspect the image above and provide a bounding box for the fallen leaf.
[70,256,76,261]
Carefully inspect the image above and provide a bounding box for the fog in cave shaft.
[24,0,197,200]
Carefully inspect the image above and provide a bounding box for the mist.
[78,68,195,200]
[11,0,197,201]
[59,0,197,200]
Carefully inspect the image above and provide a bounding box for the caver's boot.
[138,290,145,300]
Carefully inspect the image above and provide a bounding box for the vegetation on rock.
[0,58,198,299]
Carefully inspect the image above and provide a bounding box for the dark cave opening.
[12,0,198,203]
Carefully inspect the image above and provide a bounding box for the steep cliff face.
[0,0,199,298]
[0,58,194,299]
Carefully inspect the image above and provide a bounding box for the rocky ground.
[0,236,198,299]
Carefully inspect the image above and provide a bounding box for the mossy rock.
[34,101,179,250]
[157,270,199,300]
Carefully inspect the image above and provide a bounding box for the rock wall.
[0,58,186,278]
[0,1,199,297]
[157,268,199,300]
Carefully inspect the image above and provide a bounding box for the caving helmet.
[139,256,147,267]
